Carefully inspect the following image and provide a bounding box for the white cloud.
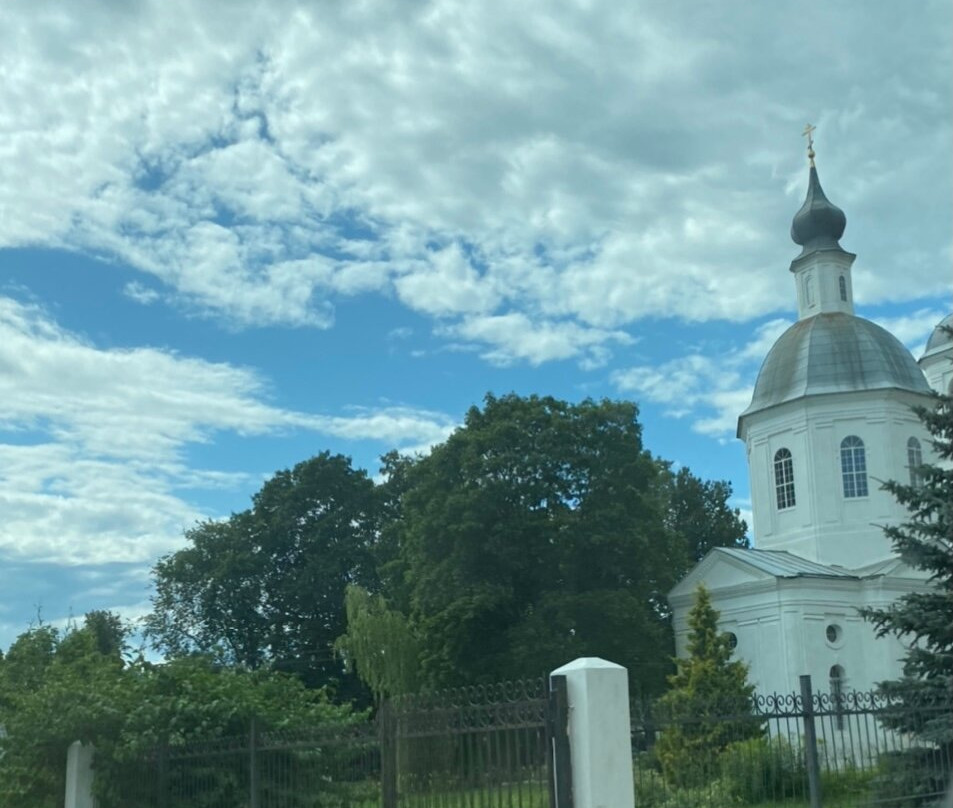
[869,307,949,357]
[0,1,947,361]
[0,296,456,564]
[123,282,161,305]
[612,318,794,439]
[394,243,501,316]
[444,312,633,367]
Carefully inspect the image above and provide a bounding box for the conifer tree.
[655,584,762,786]
[862,388,953,801]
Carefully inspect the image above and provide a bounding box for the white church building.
[669,151,953,699]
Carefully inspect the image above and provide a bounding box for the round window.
[826,624,842,644]
[725,632,738,650]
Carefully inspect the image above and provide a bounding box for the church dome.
[922,313,953,357]
[790,166,847,256]
[742,313,931,418]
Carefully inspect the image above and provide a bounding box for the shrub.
[655,586,763,787]
[719,735,805,804]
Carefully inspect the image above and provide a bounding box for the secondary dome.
[923,313,953,358]
[741,313,931,419]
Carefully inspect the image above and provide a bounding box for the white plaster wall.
[919,347,953,395]
[741,389,933,567]
[791,250,855,319]
[673,575,925,699]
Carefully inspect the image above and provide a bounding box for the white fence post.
[550,657,634,808]
[64,741,97,808]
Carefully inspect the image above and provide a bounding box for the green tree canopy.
[342,394,746,695]
[662,466,749,562]
[146,451,381,698]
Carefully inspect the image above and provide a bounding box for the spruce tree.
[862,388,953,801]
[655,584,762,786]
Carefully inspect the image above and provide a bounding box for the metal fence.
[104,677,559,808]
[631,675,953,808]
[101,675,950,808]
[389,677,555,808]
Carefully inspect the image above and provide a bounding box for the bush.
[821,763,875,799]
[719,735,805,803]
[870,748,950,808]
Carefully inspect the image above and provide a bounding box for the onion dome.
[790,166,847,256]
[740,313,931,421]
[922,313,953,358]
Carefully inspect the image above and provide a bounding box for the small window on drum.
[907,437,923,487]
[838,275,847,301]
[830,665,846,730]
[773,448,796,509]
[724,632,738,651]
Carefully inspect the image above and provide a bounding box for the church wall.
[742,389,932,567]
[686,577,914,699]
[919,348,953,395]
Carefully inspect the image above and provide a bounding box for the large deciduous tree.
[662,466,749,562]
[862,389,953,800]
[348,394,746,695]
[147,451,380,698]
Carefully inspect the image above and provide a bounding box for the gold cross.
[802,123,816,166]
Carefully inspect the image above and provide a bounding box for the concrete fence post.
[550,657,635,808]
[64,741,97,808]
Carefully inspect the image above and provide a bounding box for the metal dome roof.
[741,313,931,419]
[923,314,953,357]
[790,166,847,256]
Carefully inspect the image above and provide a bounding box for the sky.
[0,0,950,653]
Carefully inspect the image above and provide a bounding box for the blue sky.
[0,0,950,652]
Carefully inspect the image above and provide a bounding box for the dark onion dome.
[790,166,847,256]
[922,313,953,358]
[740,313,931,421]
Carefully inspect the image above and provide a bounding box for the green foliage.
[362,394,747,694]
[718,736,805,803]
[0,613,356,808]
[661,466,749,563]
[334,585,421,700]
[655,585,763,786]
[147,451,381,699]
[634,769,741,808]
[861,387,953,799]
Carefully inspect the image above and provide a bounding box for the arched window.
[830,665,846,730]
[907,437,923,487]
[840,436,868,498]
[838,275,847,301]
[773,448,796,509]
[805,276,815,306]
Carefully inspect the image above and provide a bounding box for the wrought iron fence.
[104,677,556,808]
[102,719,382,808]
[99,674,951,807]
[631,676,953,808]
[389,677,553,808]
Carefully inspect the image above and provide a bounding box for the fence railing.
[98,675,951,808]
[103,678,554,808]
[390,678,552,808]
[631,678,953,808]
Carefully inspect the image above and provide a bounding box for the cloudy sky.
[0,0,950,651]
